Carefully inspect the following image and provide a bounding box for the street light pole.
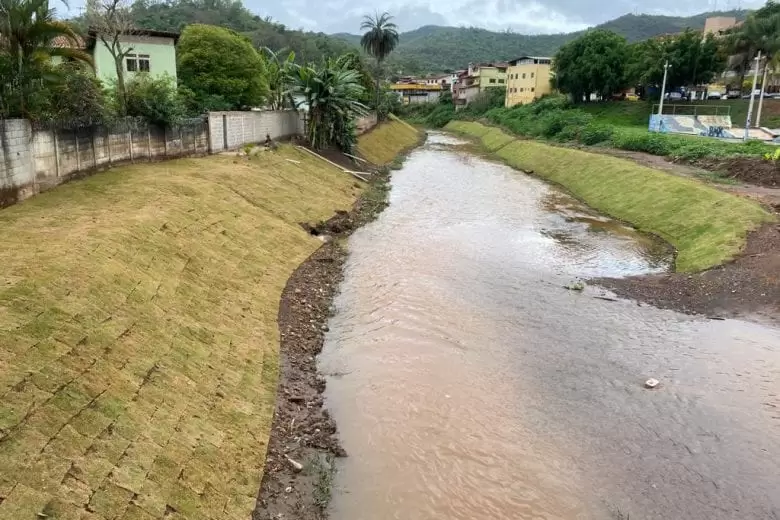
[745,51,762,141]
[658,60,670,115]
[756,58,769,128]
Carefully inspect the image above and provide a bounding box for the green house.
[56,29,179,84]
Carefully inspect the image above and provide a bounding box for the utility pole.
[658,60,670,116]
[745,51,761,141]
[756,58,769,128]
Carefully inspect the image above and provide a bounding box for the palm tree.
[290,58,367,152]
[0,0,92,115]
[360,11,399,111]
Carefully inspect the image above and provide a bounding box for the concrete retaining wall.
[207,110,305,152]
[0,110,312,208]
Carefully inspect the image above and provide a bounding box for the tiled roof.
[50,34,87,48]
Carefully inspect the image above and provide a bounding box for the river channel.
[318,133,780,520]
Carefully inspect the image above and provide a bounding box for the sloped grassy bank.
[0,146,359,520]
[255,119,425,520]
[446,121,774,273]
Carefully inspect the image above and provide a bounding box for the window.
[531,87,535,92]
[489,78,496,84]
[126,54,150,73]
[522,73,526,79]
[498,79,505,84]
[530,72,535,78]
[520,88,524,92]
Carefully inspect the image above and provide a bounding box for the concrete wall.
[0,110,338,208]
[356,114,378,134]
[208,110,305,152]
[0,118,209,207]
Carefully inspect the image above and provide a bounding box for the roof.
[472,62,509,68]
[87,28,180,43]
[508,56,552,65]
[51,34,87,49]
[390,83,442,91]
[51,28,180,50]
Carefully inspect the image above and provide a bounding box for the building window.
[489,78,496,84]
[498,79,504,84]
[126,54,150,72]
[530,72,535,78]
[531,87,535,92]
[522,73,526,79]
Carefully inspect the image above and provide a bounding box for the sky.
[58,0,766,34]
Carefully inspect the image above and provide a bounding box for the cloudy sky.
[59,0,765,34]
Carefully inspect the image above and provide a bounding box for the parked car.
[725,90,741,99]
[707,91,722,99]
[664,92,683,100]
[742,89,764,99]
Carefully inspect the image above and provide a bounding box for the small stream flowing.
[318,133,780,520]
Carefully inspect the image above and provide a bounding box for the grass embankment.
[357,115,423,165]
[580,98,780,129]
[0,146,359,520]
[447,120,775,272]
[404,96,779,162]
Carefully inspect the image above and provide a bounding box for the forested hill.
[337,9,748,73]
[122,1,746,73]
[127,0,357,64]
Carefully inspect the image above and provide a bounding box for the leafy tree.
[360,12,399,108]
[289,58,367,152]
[262,47,295,110]
[85,0,136,115]
[177,24,267,110]
[123,73,186,125]
[554,30,629,103]
[45,62,107,125]
[627,30,725,89]
[0,0,92,116]
[724,2,780,87]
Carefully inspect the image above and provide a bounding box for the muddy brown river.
[319,133,780,520]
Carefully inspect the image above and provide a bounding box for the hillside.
[337,10,748,73]
[128,0,356,64]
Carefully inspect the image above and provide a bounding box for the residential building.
[53,29,179,85]
[390,83,442,104]
[453,62,507,106]
[504,56,553,107]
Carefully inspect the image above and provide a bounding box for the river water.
[319,133,780,520]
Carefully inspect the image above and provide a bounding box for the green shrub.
[580,124,614,145]
[427,104,456,128]
[610,128,673,156]
[123,73,186,126]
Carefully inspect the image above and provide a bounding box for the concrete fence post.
[75,132,81,171]
[147,127,152,160]
[129,129,134,162]
[53,130,60,178]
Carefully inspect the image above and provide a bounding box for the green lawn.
[446,120,775,272]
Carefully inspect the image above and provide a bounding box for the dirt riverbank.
[593,222,780,323]
[253,128,423,520]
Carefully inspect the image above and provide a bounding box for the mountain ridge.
[336,10,749,73]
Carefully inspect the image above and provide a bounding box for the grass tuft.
[357,117,423,165]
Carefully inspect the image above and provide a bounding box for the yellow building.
[505,56,553,107]
[390,83,442,104]
[454,63,507,106]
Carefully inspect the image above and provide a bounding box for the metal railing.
[651,104,732,117]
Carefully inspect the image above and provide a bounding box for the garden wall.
[0,110,310,208]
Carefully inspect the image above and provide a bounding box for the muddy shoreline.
[592,221,780,323]
[253,128,424,519]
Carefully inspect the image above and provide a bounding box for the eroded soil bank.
[253,127,423,520]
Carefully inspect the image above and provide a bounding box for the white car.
[707,91,722,99]
[664,92,683,100]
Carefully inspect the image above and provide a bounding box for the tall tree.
[360,11,398,110]
[85,0,136,115]
[0,0,92,115]
[553,29,629,103]
[177,24,267,111]
[724,1,780,87]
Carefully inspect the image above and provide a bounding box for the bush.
[123,74,187,126]
[427,104,456,128]
[610,128,673,156]
[580,123,614,145]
